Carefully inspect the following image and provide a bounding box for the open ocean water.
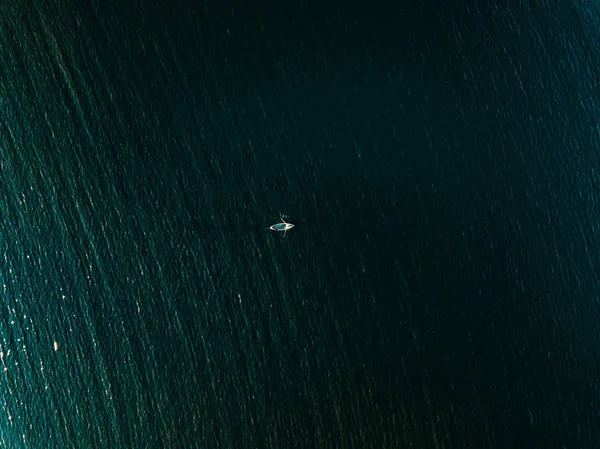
[1,0,600,447]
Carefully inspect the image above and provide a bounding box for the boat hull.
[270,223,294,232]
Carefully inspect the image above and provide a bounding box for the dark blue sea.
[1,0,599,447]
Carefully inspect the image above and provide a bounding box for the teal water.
[1,0,600,447]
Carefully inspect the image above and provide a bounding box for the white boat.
[270,216,294,236]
